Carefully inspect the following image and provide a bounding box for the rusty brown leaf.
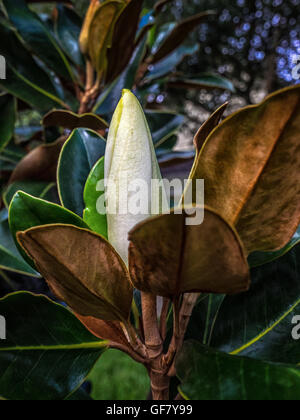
[79,0,101,55]
[151,11,215,64]
[75,314,129,346]
[9,137,65,184]
[17,224,133,322]
[193,102,228,155]
[43,110,108,134]
[106,0,143,84]
[189,85,300,254]
[88,0,125,74]
[128,207,250,298]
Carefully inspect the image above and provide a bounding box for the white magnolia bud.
[104,90,167,264]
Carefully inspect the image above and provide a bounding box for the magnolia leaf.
[106,0,143,84]
[0,95,16,153]
[55,4,84,68]
[3,0,75,81]
[193,102,228,155]
[9,137,65,184]
[43,110,108,133]
[177,341,300,401]
[3,181,54,208]
[128,206,250,298]
[189,85,300,254]
[76,314,129,347]
[0,209,39,277]
[79,0,101,55]
[0,292,107,400]
[144,44,199,83]
[146,110,184,147]
[94,37,147,117]
[9,191,90,268]
[248,225,300,268]
[154,0,174,15]
[209,244,300,365]
[151,11,215,64]
[88,0,125,74]
[57,129,106,216]
[17,224,133,322]
[0,22,65,111]
[167,74,235,92]
[83,157,108,238]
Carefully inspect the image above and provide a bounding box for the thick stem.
[141,292,163,359]
[150,368,170,400]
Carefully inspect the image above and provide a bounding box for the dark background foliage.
[144,0,300,135]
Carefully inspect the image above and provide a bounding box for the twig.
[167,293,199,376]
[160,298,170,341]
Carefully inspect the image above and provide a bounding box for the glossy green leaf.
[168,74,235,92]
[185,294,225,345]
[0,292,107,400]
[3,181,55,208]
[9,191,90,268]
[3,0,75,81]
[145,110,184,147]
[57,129,106,216]
[0,141,25,173]
[0,209,38,277]
[208,245,300,365]
[54,4,84,68]
[0,20,65,111]
[144,44,199,82]
[0,95,16,153]
[83,157,107,238]
[177,341,300,401]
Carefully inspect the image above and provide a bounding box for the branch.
[141,293,163,360]
[167,293,199,376]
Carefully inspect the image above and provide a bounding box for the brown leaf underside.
[9,137,65,184]
[128,207,250,298]
[43,110,108,133]
[190,86,300,253]
[106,0,143,84]
[17,225,133,321]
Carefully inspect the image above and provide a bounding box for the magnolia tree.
[0,86,299,400]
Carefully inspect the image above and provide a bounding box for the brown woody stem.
[167,293,199,377]
[78,62,101,114]
[141,293,163,359]
[141,293,171,400]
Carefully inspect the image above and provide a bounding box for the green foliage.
[177,341,300,401]
[0,292,107,401]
